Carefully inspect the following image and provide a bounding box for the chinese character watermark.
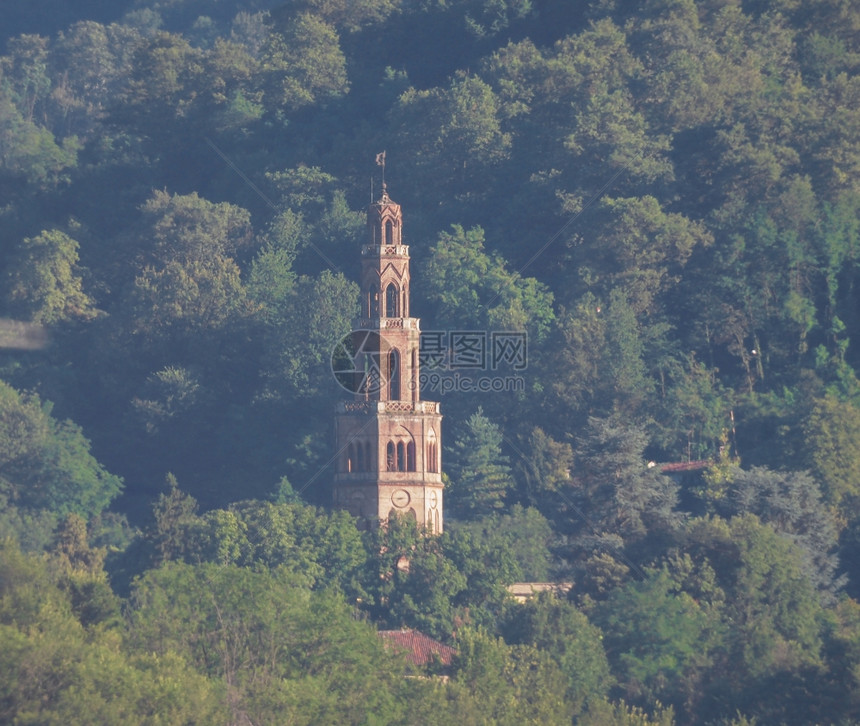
[331,329,528,395]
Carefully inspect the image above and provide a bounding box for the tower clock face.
[391,489,411,508]
[429,490,438,508]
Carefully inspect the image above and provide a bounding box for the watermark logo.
[330,329,528,395]
[331,329,390,394]
[421,330,528,372]
[415,371,525,394]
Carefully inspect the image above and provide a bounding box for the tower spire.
[332,174,443,533]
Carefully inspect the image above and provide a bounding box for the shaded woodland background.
[2,0,860,723]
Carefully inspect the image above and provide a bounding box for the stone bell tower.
[332,181,443,532]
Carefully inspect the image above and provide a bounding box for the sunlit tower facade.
[332,181,443,532]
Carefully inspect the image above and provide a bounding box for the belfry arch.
[385,283,399,317]
[388,348,400,400]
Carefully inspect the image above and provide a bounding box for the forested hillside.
[2,0,860,723]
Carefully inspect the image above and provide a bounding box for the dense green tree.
[110,190,253,358]
[681,514,829,723]
[804,393,860,510]
[546,294,609,414]
[602,288,654,415]
[0,380,122,518]
[444,518,523,627]
[246,209,301,313]
[577,699,676,726]
[129,365,204,435]
[110,30,205,135]
[573,196,711,315]
[125,255,247,341]
[446,407,516,518]
[422,223,555,340]
[453,505,555,581]
[126,561,404,725]
[0,541,225,725]
[595,567,714,716]
[728,515,825,676]
[391,73,512,200]
[150,473,197,564]
[49,21,141,137]
[451,627,571,725]
[651,354,733,461]
[731,466,841,594]
[269,0,400,33]
[50,513,122,628]
[0,495,58,552]
[140,189,252,263]
[0,80,78,185]
[1,34,52,123]
[261,12,349,113]
[457,0,535,38]
[184,499,367,594]
[502,593,612,715]
[565,416,681,555]
[512,427,573,510]
[256,269,359,398]
[5,227,99,324]
[818,597,860,723]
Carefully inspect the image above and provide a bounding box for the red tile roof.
[378,629,456,667]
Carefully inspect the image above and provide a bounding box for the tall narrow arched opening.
[427,429,438,473]
[406,440,416,472]
[385,283,399,318]
[385,219,394,245]
[386,441,396,472]
[396,441,406,472]
[388,348,400,400]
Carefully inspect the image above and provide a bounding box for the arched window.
[356,441,365,472]
[347,443,354,473]
[385,283,399,317]
[397,441,406,472]
[364,442,373,472]
[387,441,396,472]
[427,430,438,473]
[388,348,400,400]
[407,441,416,472]
[368,283,378,317]
[385,219,394,245]
[427,511,434,534]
